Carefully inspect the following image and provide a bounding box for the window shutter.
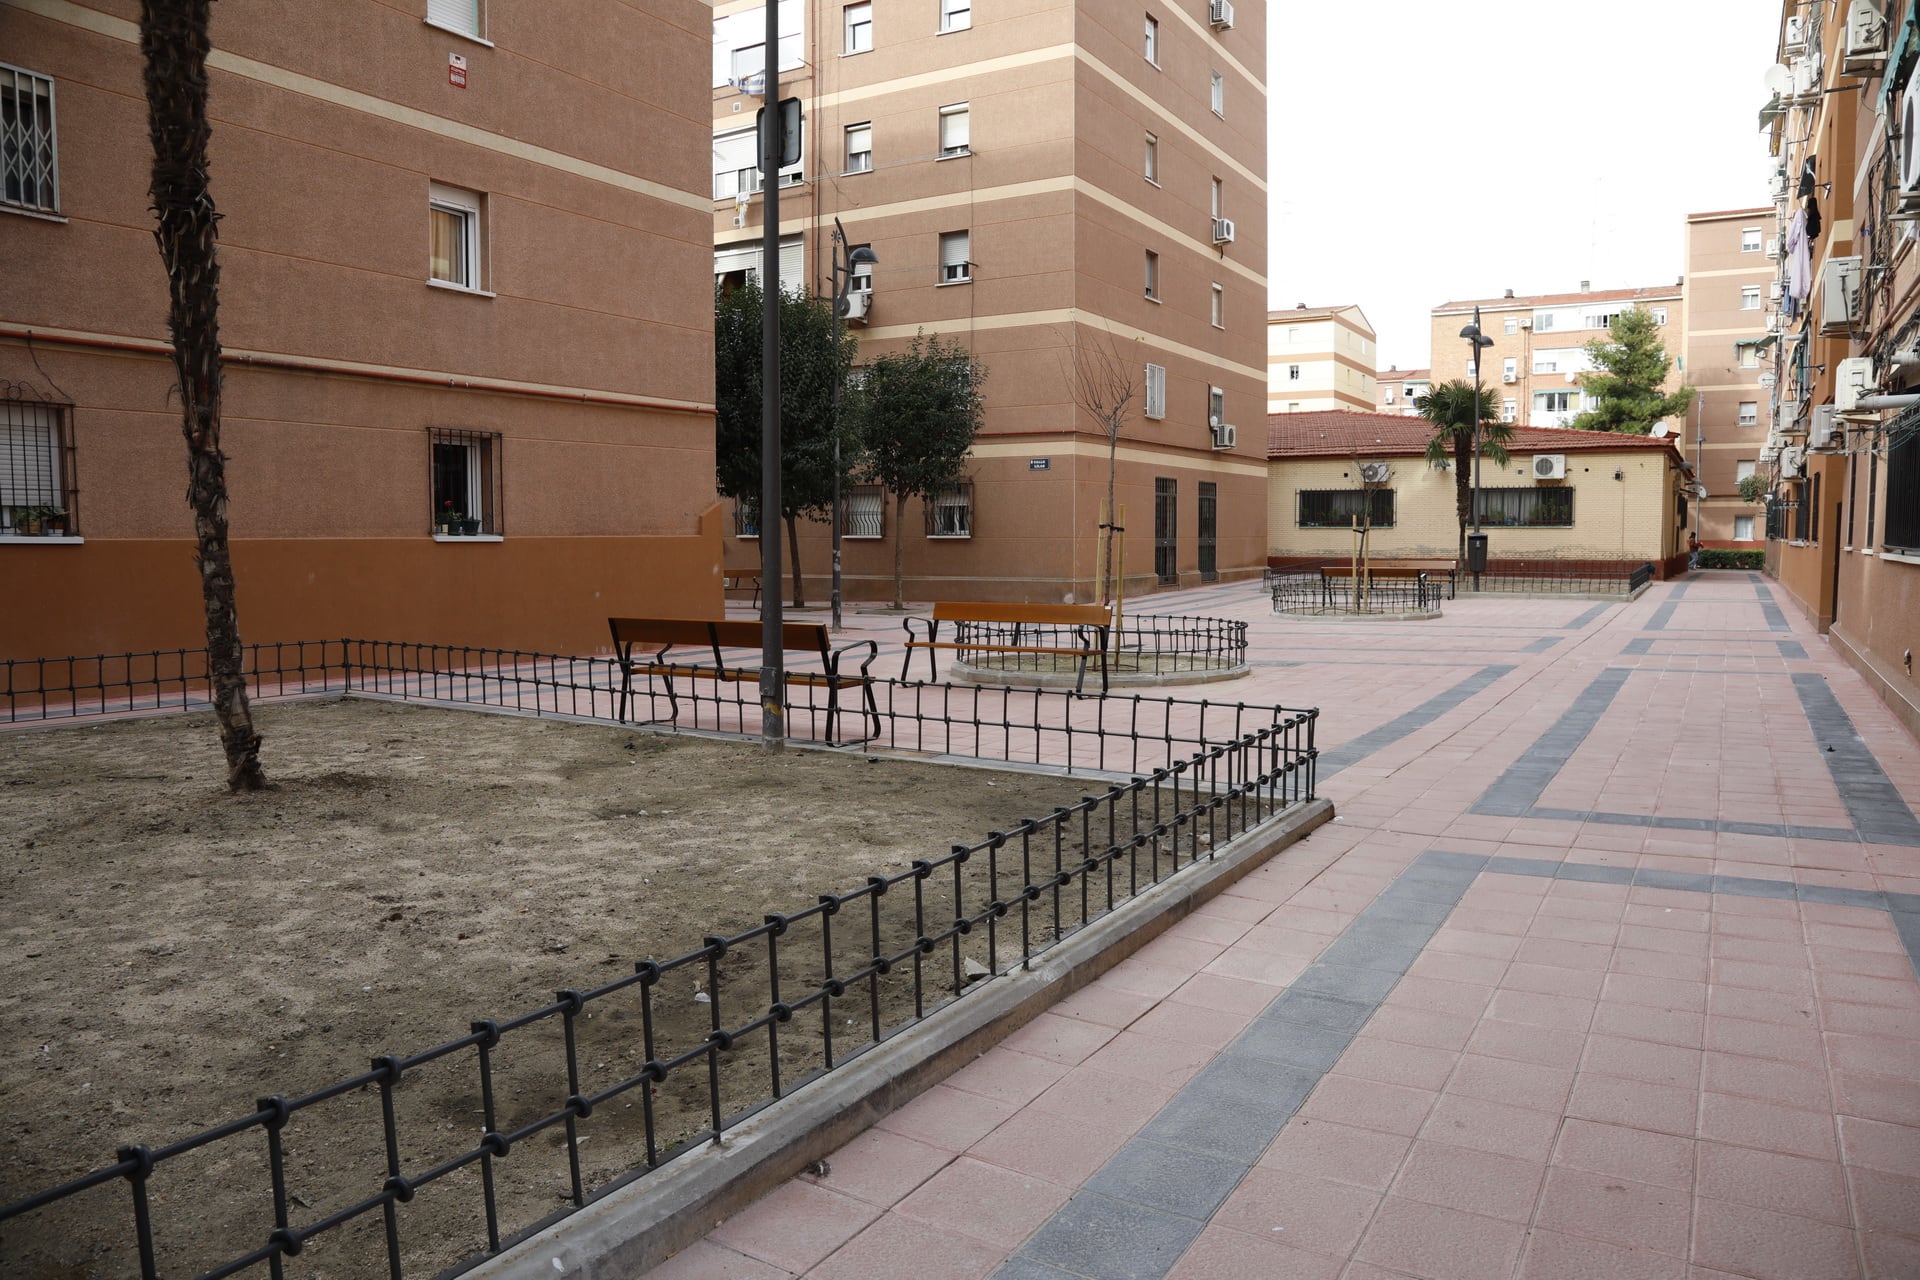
[779,239,804,292]
[0,404,58,507]
[427,0,480,36]
[940,231,970,272]
[847,124,871,156]
[941,107,969,151]
[1145,364,1166,419]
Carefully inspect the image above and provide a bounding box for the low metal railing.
[1268,571,1438,616]
[944,612,1248,681]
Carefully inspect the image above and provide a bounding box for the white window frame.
[844,2,872,53]
[427,182,484,292]
[1734,515,1755,541]
[1210,70,1225,116]
[1287,364,1300,381]
[1144,13,1159,65]
[1210,282,1224,329]
[1501,399,1517,423]
[1208,385,1226,428]
[843,484,885,538]
[939,230,971,284]
[844,122,873,174]
[1,64,60,216]
[939,0,971,33]
[1145,363,1167,419]
[426,0,487,43]
[1740,286,1762,311]
[1144,249,1159,300]
[927,483,973,538]
[1144,132,1159,184]
[1738,343,1761,368]
[850,244,874,294]
[1503,356,1517,379]
[1210,176,1223,219]
[1651,306,1668,325]
[1737,460,1758,481]
[1741,227,1762,252]
[1534,313,1554,332]
[938,103,970,157]
[1504,317,1518,335]
[1738,402,1759,426]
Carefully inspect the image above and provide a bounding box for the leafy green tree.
[714,279,859,605]
[1571,306,1695,435]
[1416,380,1514,565]
[850,332,987,608]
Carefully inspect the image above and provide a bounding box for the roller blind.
[427,0,480,37]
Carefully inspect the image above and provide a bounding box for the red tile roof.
[1432,284,1681,313]
[1378,368,1430,382]
[1267,410,1685,462]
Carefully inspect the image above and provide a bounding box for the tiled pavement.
[646,574,1920,1280]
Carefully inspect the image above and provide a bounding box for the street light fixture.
[828,218,878,632]
[1460,305,1495,586]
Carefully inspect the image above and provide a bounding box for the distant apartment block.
[711,0,1269,600]
[1683,208,1775,547]
[1429,283,1687,428]
[1375,367,1429,416]
[1265,305,1376,414]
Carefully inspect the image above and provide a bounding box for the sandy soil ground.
[0,698,1098,1279]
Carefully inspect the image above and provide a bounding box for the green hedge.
[1696,549,1766,570]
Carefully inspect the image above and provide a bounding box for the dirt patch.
[0,699,1105,1279]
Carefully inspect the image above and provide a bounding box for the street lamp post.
[827,218,878,633]
[1460,305,1495,589]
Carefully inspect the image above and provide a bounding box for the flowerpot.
[18,518,42,537]
[460,519,481,535]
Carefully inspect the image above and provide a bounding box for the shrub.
[1697,548,1766,570]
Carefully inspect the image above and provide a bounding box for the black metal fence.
[1471,560,1655,595]
[943,612,1248,682]
[1268,570,1439,616]
[1,642,1317,1280]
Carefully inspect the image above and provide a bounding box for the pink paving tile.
[966,1105,1132,1186]
[1611,946,1708,982]
[1047,981,1157,1030]
[1514,1230,1688,1280]
[1025,1064,1177,1132]
[1601,971,1709,1014]
[997,1012,1121,1066]
[1551,1117,1694,1190]
[706,1180,884,1274]
[1566,1073,1699,1137]
[1527,912,1625,946]
[1078,1028,1216,1087]
[1259,1117,1414,1191]
[1614,923,1710,957]
[1579,1033,1702,1089]
[1698,1091,1839,1160]
[1711,957,1816,999]
[1330,1034,1460,1092]
[875,1084,1019,1153]
[1212,1167,1384,1259]
[1816,969,1920,1010]
[1866,1231,1920,1279]
[1623,902,1711,932]
[1848,1165,1920,1241]
[1262,904,1354,936]
[1705,983,1817,1026]
[1162,911,1257,948]
[1695,1141,1851,1225]
[1515,936,1613,971]
[1443,1052,1575,1113]
[1811,944,1919,980]
[1299,1074,1440,1138]
[891,1156,1070,1245]
[1103,957,1205,1000]
[1167,970,1288,1016]
[1353,1196,1527,1280]
[1194,892,1277,923]
[1827,1031,1920,1082]
[1164,1226,1346,1280]
[1202,947,1310,987]
[1692,1197,1861,1280]
[1804,919,1907,954]
[641,1241,794,1280]
[1839,1114,1920,1177]
[1588,999,1704,1048]
[1485,987,1597,1031]
[1133,932,1229,972]
[802,1127,956,1208]
[1390,1139,1545,1222]
[1446,906,1537,937]
[1823,999,1920,1039]
[1501,959,1607,999]
[1538,887,1629,915]
[1378,975,1496,1019]
[1464,1016,1588,1070]
[1360,1004,1480,1052]
[1711,911,1804,941]
[1126,998,1254,1052]
[1426,928,1523,961]
[1532,1164,1691,1258]
[806,1212,1003,1280]
[942,1048,1071,1107]
[1418,1091,1563,1163]
[1404,949,1510,986]
[1705,1014,1826,1066]
[1833,1067,1920,1127]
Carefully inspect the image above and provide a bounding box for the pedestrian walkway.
[648,573,1920,1280]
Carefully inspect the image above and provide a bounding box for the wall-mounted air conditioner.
[840,290,871,322]
[1532,454,1567,480]
[1835,355,1875,410]
[1358,462,1392,484]
[1211,218,1236,245]
[1779,445,1807,477]
[1502,372,1517,383]
[1787,55,1821,105]
[1784,14,1806,55]
[1809,404,1838,450]
[1844,0,1888,75]
[1760,372,1777,387]
[1767,312,1785,333]
[1766,237,1781,258]
[1820,256,1863,334]
[1209,0,1234,30]
[1211,421,1237,449]
[1768,282,1783,300]
[1899,75,1920,218]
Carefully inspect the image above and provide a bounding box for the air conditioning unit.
[1767,312,1785,333]
[1820,256,1863,334]
[1533,453,1567,480]
[1779,445,1807,477]
[1788,55,1821,105]
[1358,462,1392,484]
[1211,217,1235,245]
[1844,0,1887,74]
[1502,371,1517,383]
[1835,355,1875,410]
[1899,75,1920,217]
[1768,281,1783,300]
[1809,404,1838,450]
[1760,372,1777,387]
[1211,421,1237,449]
[840,289,871,322]
[1766,237,1781,258]
[1384,390,1395,404]
[1209,0,1234,29]
[1784,13,1806,55]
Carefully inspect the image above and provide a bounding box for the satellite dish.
[1651,423,1671,438]
[1565,371,1578,383]
[1763,63,1793,95]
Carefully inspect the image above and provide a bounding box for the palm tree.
[1415,380,1515,566]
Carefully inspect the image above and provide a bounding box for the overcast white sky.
[1267,1,1782,373]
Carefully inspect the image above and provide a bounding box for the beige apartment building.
[1682,208,1775,547]
[1429,283,1687,430]
[1375,366,1429,416]
[0,0,717,660]
[711,0,1268,602]
[1266,304,1376,414]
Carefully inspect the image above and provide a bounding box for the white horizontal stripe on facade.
[856,308,1266,383]
[19,0,711,214]
[968,437,1267,477]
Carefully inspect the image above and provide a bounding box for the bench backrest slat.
[931,601,1110,626]
[610,617,720,649]
[610,616,831,660]
[707,619,828,654]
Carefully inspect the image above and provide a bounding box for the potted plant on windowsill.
[42,507,67,536]
[460,516,481,535]
[439,500,465,535]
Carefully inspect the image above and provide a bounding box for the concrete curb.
[467,795,1335,1280]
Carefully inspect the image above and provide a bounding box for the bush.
[1696,548,1765,570]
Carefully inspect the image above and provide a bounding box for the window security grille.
[926,483,972,537]
[1297,488,1393,528]
[1154,477,1177,583]
[429,428,502,535]
[1474,487,1573,527]
[1198,482,1217,581]
[734,500,759,538]
[1,64,58,213]
[1883,433,1916,553]
[1,382,77,534]
[843,484,884,538]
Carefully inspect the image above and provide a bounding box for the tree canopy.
[1571,306,1695,434]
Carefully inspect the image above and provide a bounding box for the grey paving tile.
[1422,850,1492,872]
[1635,868,1714,892]
[1621,637,1654,655]
[1485,855,1563,878]
[1228,1016,1355,1073]
[1887,893,1920,915]
[1082,1139,1249,1220]
[1779,640,1809,659]
[1264,989,1376,1033]
[1314,933,1425,974]
[1712,874,1799,900]
[1793,673,1920,846]
[1179,1055,1320,1116]
[1796,884,1887,910]
[1287,962,1406,1005]
[1556,861,1635,885]
[1013,1192,1205,1280]
[1566,603,1612,629]
[1891,913,1920,980]
[1133,1086,1293,1164]
[1523,636,1561,653]
[1317,665,1513,780]
[991,1259,1083,1280]
[1366,893,1458,926]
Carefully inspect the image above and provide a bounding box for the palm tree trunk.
[142,0,265,792]
[892,492,907,609]
[1454,433,1472,567]
[785,512,806,606]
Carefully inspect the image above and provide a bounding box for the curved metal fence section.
[948,612,1248,681]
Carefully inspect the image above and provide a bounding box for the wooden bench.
[608,617,879,745]
[1318,565,1434,609]
[1370,558,1459,600]
[721,564,762,610]
[902,602,1113,695]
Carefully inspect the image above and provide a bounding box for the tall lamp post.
[1460,305,1495,588]
[827,218,878,633]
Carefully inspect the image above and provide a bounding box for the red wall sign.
[448,53,468,88]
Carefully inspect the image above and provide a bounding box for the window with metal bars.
[2,63,59,214]
[1473,486,1573,528]
[429,428,502,536]
[1297,488,1394,528]
[1885,430,1918,554]
[1154,477,1177,583]
[1792,481,1810,541]
[925,483,972,537]
[843,484,884,538]
[1,383,77,535]
[734,498,759,538]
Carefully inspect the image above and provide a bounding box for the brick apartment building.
[1374,366,1428,416]
[1,0,717,660]
[1682,207,1775,548]
[710,0,1268,603]
[1265,304,1376,414]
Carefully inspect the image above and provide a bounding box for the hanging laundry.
[1785,207,1811,320]
[1805,193,1822,241]
[1798,158,1817,198]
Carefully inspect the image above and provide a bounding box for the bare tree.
[1062,325,1140,607]
[143,0,265,791]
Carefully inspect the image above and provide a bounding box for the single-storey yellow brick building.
[1266,411,1692,572]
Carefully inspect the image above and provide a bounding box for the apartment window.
[2,64,59,214]
[850,243,874,293]
[843,484,884,538]
[1737,460,1757,482]
[1210,176,1224,219]
[430,428,501,536]
[1298,489,1395,528]
[1738,342,1761,369]
[1504,317,1517,335]
[734,498,759,538]
[1503,356,1517,380]
[1886,432,1919,553]
[1740,286,1761,311]
[1208,384,1226,430]
[1738,402,1758,426]
[1210,282,1224,328]
[845,2,872,53]
[1144,14,1159,64]
[927,482,973,537]
[1144,250,1159,300]
[428,182,483,290]
[939,230,970,283]
[1,388,77,535]
[1537,390,1574,413]
[1585,311,1621,330]
[1287,364,1300,381]
[1651,307,1668,325]
[1154,478,1177,583]
[1501,399,1517,423]
[1734,515,1755,540]
[1534,313,1554,332]
[1210,70,1225,115]
[1287,402,1301,412]
[732,43,766,83]
[938,103,970,157]
[1144,363,1167,418]
[844,123,873,173]
[1475,487,1574,527]
[1144,132,1159,182]
[1404,383,1415,397]
[1741,227,1762,252]
[426,0,484,41]
[939,0,971,32]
